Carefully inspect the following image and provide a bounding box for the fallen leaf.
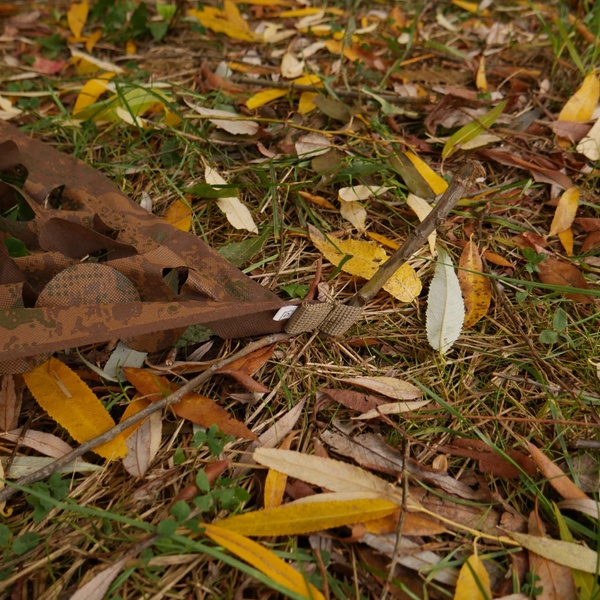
[353,400,431,420]
[340,376,422,400]
[558,72,600,123]
[295,132,331,157]
[163,199,193,232]
[67,0,89,39]
[69,556,128,600]
[507,531,599,574]
[458,239,491,327]
[548,188,579,237]
[1,456,102,478]
[406,193,436,254]
[123,368,257,440]
[308,225,422,302]
[189,104,259,136]
[187,3,258,42]
[576,117,600,161]
[426,247,465,354]
[339,201,367,231]
[264,433,295,509]
[442,100,507,159]
[527,441,589,500]
[253,448,403,504]
[32,57,66,75]
[536,257,593,303]
[318,389,388,414]
[215,495,398,536]
[23,358,127,460]
[246,74,322,110]
[73,73,116,115]
[280,52,304,79]
[338,185,390,202]
[453,553,492,600]
[203,524,324,600]
[404,151,448,196]
[205,166,258,234]
[0,428,73,458]
[526,510,577,600]
[122,402,162,478]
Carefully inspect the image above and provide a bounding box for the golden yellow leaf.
[404,152,448,196]
[558,228,574,255]
[549,187,579,237]
[67,0,89,39]
[187,7,258,42]
[309,226,421,302]
[73,73,115,115]
[223,0,251,33]
[476,56,487,92]
[406,193,436,254]
[204,524,324,600]
[246,74,322,110]
[558,72,600,123]
[264,434,294,509]
[457,240,491,328]
[298,91,318,114]
[366,231,399,250]
[84,28,102,53]
[215,497,398,536]
[23,358,127,460]
[163,199,193,232]
[325,39,360,61]
[452,0,483,13]
[453,554,492,600]
[125,40,137,55]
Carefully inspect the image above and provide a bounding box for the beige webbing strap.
[284,302,363,336]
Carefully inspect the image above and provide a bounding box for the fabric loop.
[318,303,363,337]
[284,301,363,336]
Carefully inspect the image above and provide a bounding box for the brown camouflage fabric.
[0,122,293,374]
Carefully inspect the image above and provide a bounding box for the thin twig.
[348,161,483,308]
[0,333,292,503]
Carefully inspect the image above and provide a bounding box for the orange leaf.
[23,358,127,460]
[163,199,193,232]
[123,368,257,440]
[482,249,514,268]
[216,344,275,376]
[204,524,324,599]
[548,188,579,237]
[528,441,589,500]
[457,240,491,328]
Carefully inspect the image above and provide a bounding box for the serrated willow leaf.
[308,225,421,302]
[442,100,507,159]
[457,240,491,328]
[453,554,492,600]
[23,358,127,460]
[426,247,465,354]
[507,531,600,574]
[204,524,324,600]
[214,496,398,536]
[253,448,403,503]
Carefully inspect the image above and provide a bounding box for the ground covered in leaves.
[1,0,600,598]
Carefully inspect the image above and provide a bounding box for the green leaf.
[157,518,178,536]
[539,330,558,344]
[442,100,507,159]
[186,183,240,198]
[0,524,12,548]
[280,283,309,299]
[218,227,270,267]
[170,500,191,522]
[553,308,568,331]
[12,532,41,556]
[3,236,30,257]
[196,469,211,493]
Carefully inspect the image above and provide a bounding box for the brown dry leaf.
[23,358,127,460]
[548,188,579,237]
[457,239,492,328]
[526,511,577,600]
[528,441,589,500]
[353,400,431,420]
[297,191,336,210]
[0,374,21,431]
[123,368,257,440]
[482,249,514,268]
[217,344,275,376]
[536,257,594,303]
[362,508,447,536]
[318,388,388,414]
[340,376,422,400]
[0,428,73,458]
[582,231,600,253]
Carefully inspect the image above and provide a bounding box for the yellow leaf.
[215,497,399,536]
[125,40,137,55]
[246,74,322,110]
[298,91,318,114]
[476,56,487,92]
[163,199,193,232]
[558,228,574,255]
[548,187,579,236]
[84,28,102,53]
[23,358,127,460]
[457,240,491,328]
[187,7,258,42]
[309,226,421,302]
[404,152,448,196]
[325,38,360,61]
[264,434,294,509]
[558,72,600,122]
[71,48,124,75]
[73,72,115,115]
[452,0,482,13]
[453,554,492,600]
[366,231,399,250]
[67,0,89,39]
[406,193,436,254]
[204,524,324,600]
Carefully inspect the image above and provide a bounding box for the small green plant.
[25,472,70,523]
[192,424,234,456]
[522,571,543,598]
[522,247,546,274]
[539,307,568,345]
